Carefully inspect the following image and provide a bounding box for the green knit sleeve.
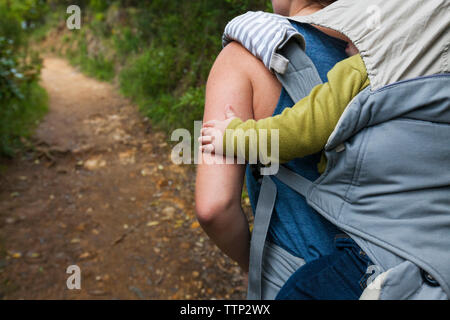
[223,54,370,163]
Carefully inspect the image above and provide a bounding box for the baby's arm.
[201,54,370,163]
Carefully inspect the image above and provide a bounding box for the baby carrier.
[223,0,450,299]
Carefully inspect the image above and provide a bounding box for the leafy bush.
[112,26,141,59]
[0,37,48,156]
[46,0,272,134]
[116,1,271,133]
[120,45,182,98]
[64,30,115,81]
[89,0,109,12]
[0,0,49,156]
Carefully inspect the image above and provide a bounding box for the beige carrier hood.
[289,0,450,90]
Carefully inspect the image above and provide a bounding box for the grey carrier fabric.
[224,0,450,300]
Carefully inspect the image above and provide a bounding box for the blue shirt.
[246,22,348,262]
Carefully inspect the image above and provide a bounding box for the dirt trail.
[0,57,246,299]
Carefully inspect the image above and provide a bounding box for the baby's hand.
[199,105,237,155]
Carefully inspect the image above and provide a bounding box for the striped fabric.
[222,11,305,73]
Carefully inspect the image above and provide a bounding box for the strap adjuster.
[335,143,346,153]
[421,269,440,287]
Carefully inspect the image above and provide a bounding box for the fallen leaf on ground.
[79,252,91,259]
[76,223,86,232]
[84,158,106,170]
[11,252,22,259]
[89,290,108,296]
[119,150,136,165]
[174,219,184,228]
[27,252,41,259]
[157,178,168,188]
[162,206,176,219]
[140,168,155,176]
[5,218,16,224]
[190,221,200,229]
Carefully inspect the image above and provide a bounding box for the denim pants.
[276,235,373,300]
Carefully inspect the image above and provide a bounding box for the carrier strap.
[275,165,313,197]
[275,38,322,102]
[247,176,277,300]
[247,39,321,300]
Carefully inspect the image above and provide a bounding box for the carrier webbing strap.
[247,39,322,300]
[247,176,277,300]
[274,165,313,197]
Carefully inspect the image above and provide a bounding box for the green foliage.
[1,0,49,32]
[0,38,48,156]
[64,30,115,81]
[0,3,24,47]
[0,82,48,156]
[0,0,48,156]
[111,26,141,59]
[225,0,273,13]
[132,86,205,133]
[69,50,115,81]
[45,0,273,134]
[116,1,271,133]
[89,0,109,12]
[0,37,24,101]
[171,87,205,129]
[120,45,181,98]
[119,45,201,131]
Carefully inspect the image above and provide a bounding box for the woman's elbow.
[195,193,236,226]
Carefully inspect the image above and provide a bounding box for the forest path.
[0,57,245,299]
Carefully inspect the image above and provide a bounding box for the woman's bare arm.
[195,42,281,272]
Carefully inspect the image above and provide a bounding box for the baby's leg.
[195,42,281,272]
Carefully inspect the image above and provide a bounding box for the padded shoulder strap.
[247,40,321,300]
[274,38,323,102]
